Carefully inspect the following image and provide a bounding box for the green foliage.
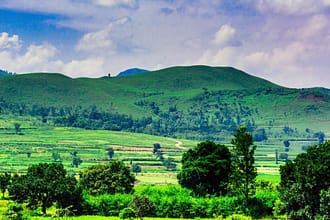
[83,193,132,216]
[80,160,135,196]
[0,172,11,198]
[163,157,177,171]
[131,164,142,175]
[319,188,330,219]
[14,123,21,134]
[72,156,82,168]
[8,163,80,214]
[253,128,267,142]
[52,152,61,162]
[1,66,329,141]
[130,195,155,220]
[279,141,330,219]
[119,207,136,220]
[178,140,231,196]
[1,203,29,220]
[230,127,257,211]
[106,147,114,159]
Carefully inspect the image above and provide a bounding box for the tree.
[14,123,21,134]
[253,128,267,142]
[2,202,28,220]
[313,131,325,144]
[0,172,11,199]
[107,147,114,159]
[80,160,135,195]
[131,164,142,175]
[52,152,61,162]
[283,140,290,148]
[8,163,80,214]
[72,156,82,168]
[230,127,257,211]
[163,157,177,171]
[278,141,330,219]
[177,140,231,196]
[130,195,155,220]
[152,143,161,154]
[71,151,82,168]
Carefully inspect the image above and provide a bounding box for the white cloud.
[0,43,64,73]
[256,0,330,15]
[76,17,130,53]
[213,24,236,46]
[0,32,21,50]
[62,57,105,77]
[93,0,138,8]
[76,26,113,52]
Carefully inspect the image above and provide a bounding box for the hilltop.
[117,68,149,77]
[0,65,329,141]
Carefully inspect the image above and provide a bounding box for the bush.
[119,208,136,220]
[82,193,132,216]
[2,203,29,220]
[130,195,155,219]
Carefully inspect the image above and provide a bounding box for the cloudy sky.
[0,0,330,88]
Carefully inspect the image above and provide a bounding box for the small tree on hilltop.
[230,127,257,211]
[177,140,231,196]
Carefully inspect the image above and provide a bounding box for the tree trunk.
[42,204,47,214]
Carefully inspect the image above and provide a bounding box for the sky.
[0,0,330,88]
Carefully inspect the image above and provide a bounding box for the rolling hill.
[117,68,149,77]
[0,65,329,141]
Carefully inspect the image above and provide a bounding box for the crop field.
[0,115,317,185]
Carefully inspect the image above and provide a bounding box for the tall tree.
[8,163,80,214]
[230,127,257,211]
[177,140,231,196]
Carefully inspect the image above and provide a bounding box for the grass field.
[0,114,313,186]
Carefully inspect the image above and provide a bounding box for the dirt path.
[175,141,186,150]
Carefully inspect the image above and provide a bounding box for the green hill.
[0,66,329,141]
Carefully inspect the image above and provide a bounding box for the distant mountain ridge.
[117,68,149,77]
[0,65,328,140]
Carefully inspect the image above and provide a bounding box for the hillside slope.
[0,66,329,140]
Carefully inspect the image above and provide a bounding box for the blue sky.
[0,0,330,88]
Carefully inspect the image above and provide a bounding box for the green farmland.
[0,114,315,185]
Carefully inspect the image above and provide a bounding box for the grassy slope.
[0,65,279,108]
[0,65,329,134]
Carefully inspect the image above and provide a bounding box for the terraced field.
[0,115,317,185]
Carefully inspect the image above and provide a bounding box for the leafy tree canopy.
[177,140,231,196]
[80,160,135,195]
[279,140,330,219]
[8,163,80,214]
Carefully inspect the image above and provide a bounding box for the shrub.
[82,193,132,216]
[119,207,136,220]
[130,195,155,219]
[2,203,29,220]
